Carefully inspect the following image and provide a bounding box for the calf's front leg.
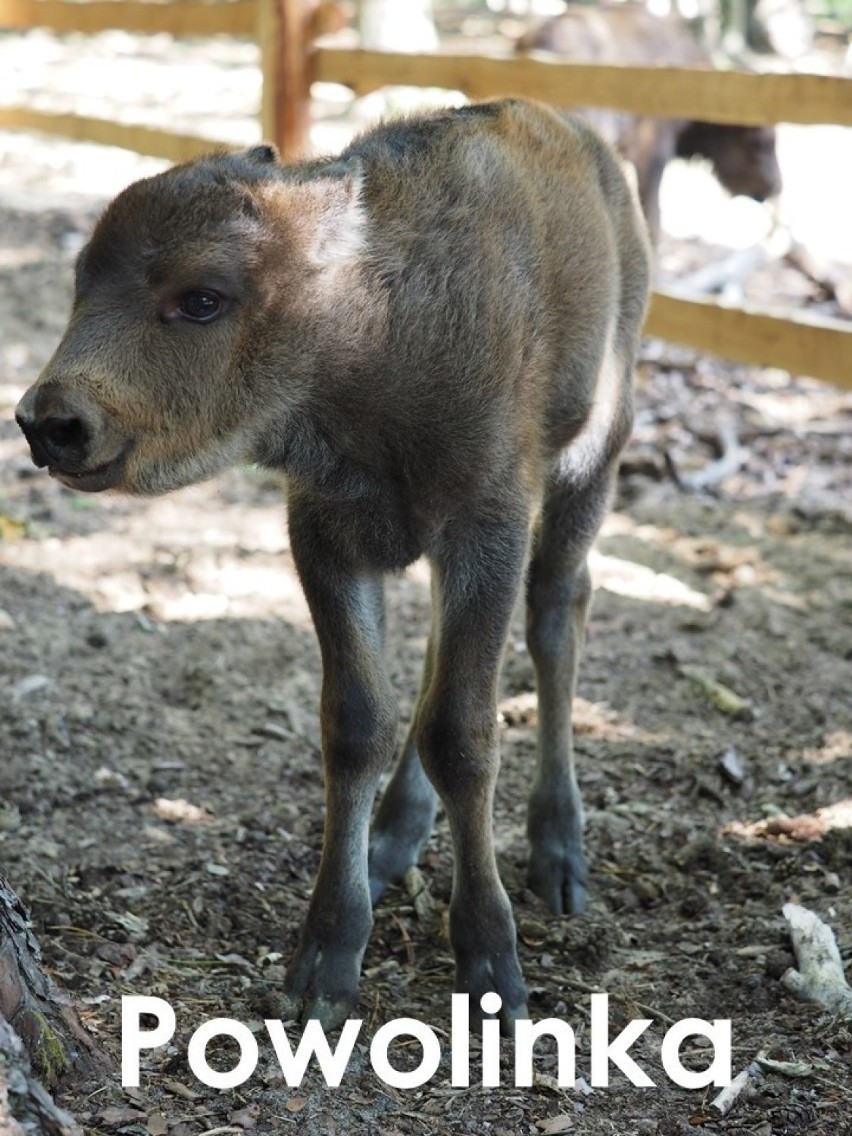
[282,493,398,1029]
[415,514,531,1032]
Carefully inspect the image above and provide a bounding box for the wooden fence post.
[258,0,317,159]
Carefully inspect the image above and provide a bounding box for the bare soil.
[1,37,851,1135]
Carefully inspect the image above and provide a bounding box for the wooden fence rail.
[648,290,852,387]
[0,106,221,162]
[0,0,256,37]
[315,47,852,128]
[0,0,850,387]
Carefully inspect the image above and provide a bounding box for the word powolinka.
[122,994,732,1091]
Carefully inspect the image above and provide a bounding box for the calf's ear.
[306,159,366,269]
[253,157,366,270]
[245,143,279,165]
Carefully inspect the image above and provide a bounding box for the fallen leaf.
[98,1107,145,1125]
[680,665,753,719]
[0,514,26,540]
[164,1079,201,1101]
[229,1105,259,1128]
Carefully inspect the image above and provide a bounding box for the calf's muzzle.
[15,383,128,492]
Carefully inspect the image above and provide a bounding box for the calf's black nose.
[16,409,91,470]
[42,414,89,456]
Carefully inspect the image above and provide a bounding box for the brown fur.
[17,99,650,1030]
[518,4,782,242]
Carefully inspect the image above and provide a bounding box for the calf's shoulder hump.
[345,99,602,173]
[340,98,638,234]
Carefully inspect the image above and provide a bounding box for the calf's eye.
[178,290,222,322]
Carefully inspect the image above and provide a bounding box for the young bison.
[16,99,650,1032]
[517,4,782,242]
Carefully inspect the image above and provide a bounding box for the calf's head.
[16,146,365,495]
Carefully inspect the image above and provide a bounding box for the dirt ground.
[2,30,852,1136]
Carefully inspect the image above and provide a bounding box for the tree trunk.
[0,1018,83,1136]
[0,873,105,1134]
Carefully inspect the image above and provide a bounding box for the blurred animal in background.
[517,3,782,243]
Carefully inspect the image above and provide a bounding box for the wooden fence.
[1,0,851,388]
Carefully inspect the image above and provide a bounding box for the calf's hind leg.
[525,465,617,915]
[368,631,438,904]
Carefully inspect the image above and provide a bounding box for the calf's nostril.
[42,415,88,454]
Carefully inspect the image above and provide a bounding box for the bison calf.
[16,99,650,1031]
[518,5,782,242]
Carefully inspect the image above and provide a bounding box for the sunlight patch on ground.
[589,549,712,611]
[0,481,310,624]
[146,563,305,623]
[601,513,782,589]
[727,798,852,842]
[804,731,852,766]
[498,690,667,745]
[737,386,852,429]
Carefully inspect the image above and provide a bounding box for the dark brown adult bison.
[518,4,782,242]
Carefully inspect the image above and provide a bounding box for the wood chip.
[782,903,852,1015]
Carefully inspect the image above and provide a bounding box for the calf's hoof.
[279,938,363,1030]
[456,953,529,1037]
[278,990,355,1032]
[526,844,588,916]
